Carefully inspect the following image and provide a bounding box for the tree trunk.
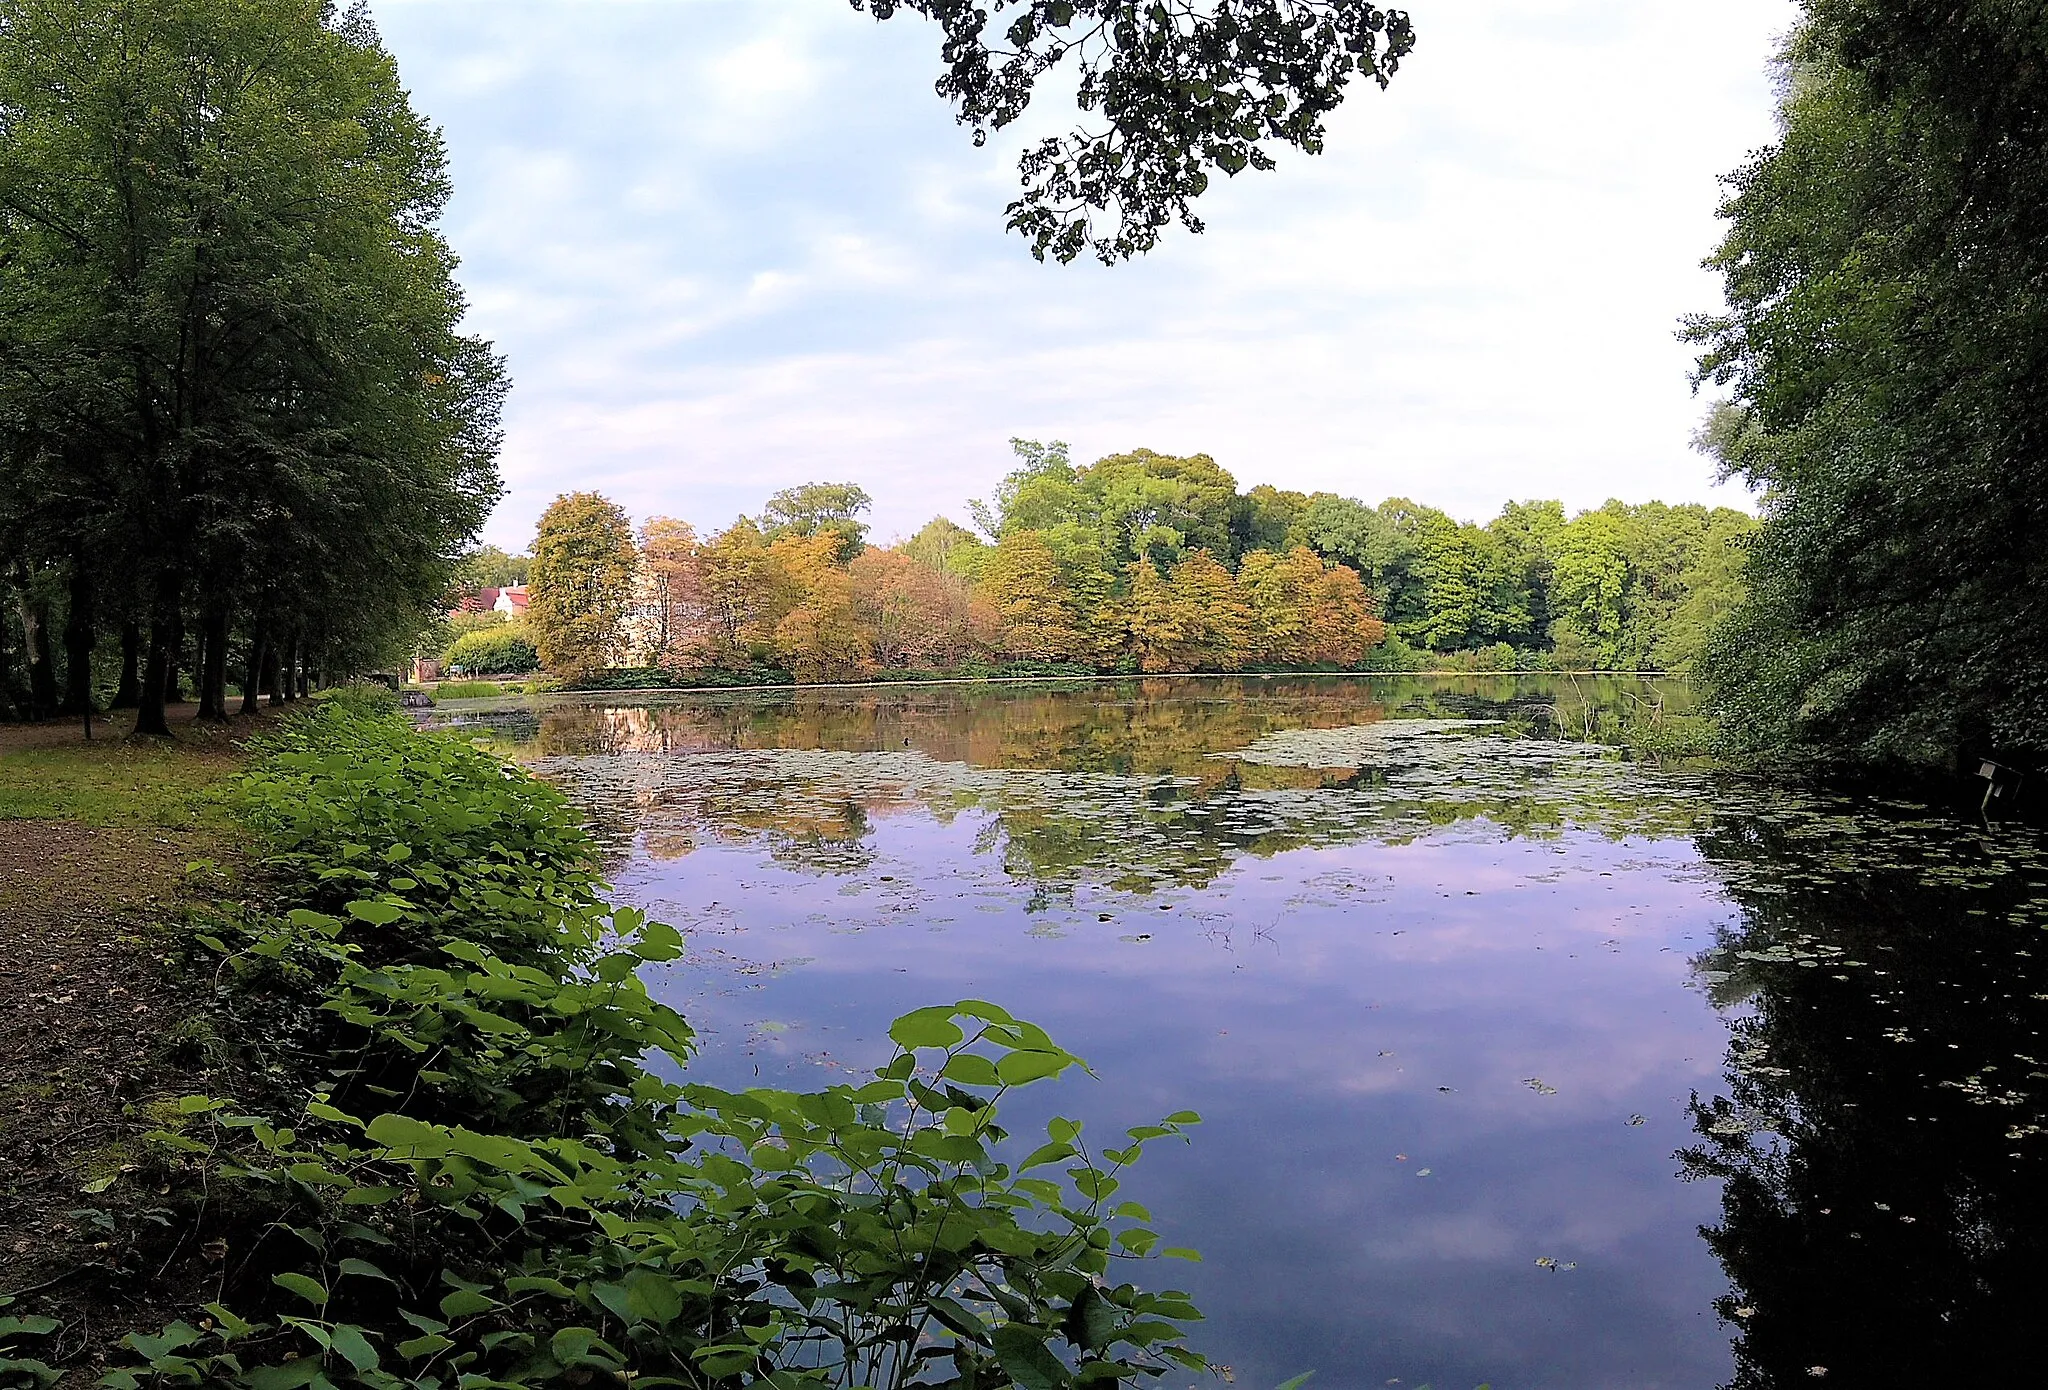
[196,605,230,721]
[241,621,267,716]
[112,620,142,707]
[280,629,299,702]
[261,638,281,705]
[27,599,59,720]
[60,562,95,717]
[135,575,180,738]
[0,607,18,722]
[163,611,186,706]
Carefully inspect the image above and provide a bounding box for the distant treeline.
[473,442,1754,683]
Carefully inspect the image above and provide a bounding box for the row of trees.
[517,488,1385,682]
[512,444,1753,683]
[0,0,502,729]
[954,441,1755,671]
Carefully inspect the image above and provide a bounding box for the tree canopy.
[528,492,639,680]
[863,0,1417,262]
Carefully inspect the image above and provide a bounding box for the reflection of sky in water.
[431,679,2048,1387]
[623,819,1738,1389]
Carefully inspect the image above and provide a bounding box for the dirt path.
[0,711,265,1369]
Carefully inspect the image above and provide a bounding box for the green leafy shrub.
[430,680,511,700]
[105,706,1208,1389]
[314,683,401,715]
[569,665,794,690]
[442,625,537,675]
[1357,633,1427,671]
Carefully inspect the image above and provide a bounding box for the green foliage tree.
[760,482,873,563]
[1546,508,1631,668]
[0,0,503,732]
[458,545,531,591]
[528,493,638,680]
[1292,494,1418,619]
[900,515,989,580]
[1688,2,2048,766]
[1236,483,1309,554]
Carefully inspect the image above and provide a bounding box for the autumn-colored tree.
[1238,546,1383,667]
[694,519,775,666]
[1121,558,1185,672]
[1168,551,1251,670]
[978,531,1081,661]
[1236,548,1312,664]
[1124,552,1254,671]
[636,517,702,665]
[767,533,864,680]
[1300,557,1386,666]
[528,492,638,679]
[851,549,987,668]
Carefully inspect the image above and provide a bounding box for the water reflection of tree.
[1685,813,2048,1385]
[500,678,1712,892]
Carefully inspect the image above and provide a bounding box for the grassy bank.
[2,697,1207,1389]
[0,714,248,828]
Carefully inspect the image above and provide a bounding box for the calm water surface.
[427,677,2048,1389]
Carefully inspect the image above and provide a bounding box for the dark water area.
[425,677,2048,1389]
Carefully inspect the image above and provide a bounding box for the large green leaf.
[889,1007,966,1050]
[991,1324,1072,1390]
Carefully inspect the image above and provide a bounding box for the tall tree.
[636,518,702,666]
[851,548,985,669]
[1689,2,2048,766]
[528,492,638,680]
[1239,546,1382,667]
[979,530,1081,661]
[761,483,873,563]
[900,516,989,581]
[767,534,865,680]
[695,519,776,667]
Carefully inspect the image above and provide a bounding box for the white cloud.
[369,0,1794,550]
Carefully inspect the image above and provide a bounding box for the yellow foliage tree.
[636,516,702,666]
[1237,546,1384,667]
[694,519,774,666]
[527,492,637,680]
[767,533,864,680]
[1168,550,1250,670]
[1121,558,1185,672]
[978,531,1081,661]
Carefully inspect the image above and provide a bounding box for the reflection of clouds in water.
[465,681,2048,1386]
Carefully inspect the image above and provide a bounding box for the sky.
[369,0,1797,552]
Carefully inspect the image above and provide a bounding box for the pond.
[424,676,2048,1389]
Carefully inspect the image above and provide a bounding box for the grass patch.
[431,679,524,700]
[0,731,243,827]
